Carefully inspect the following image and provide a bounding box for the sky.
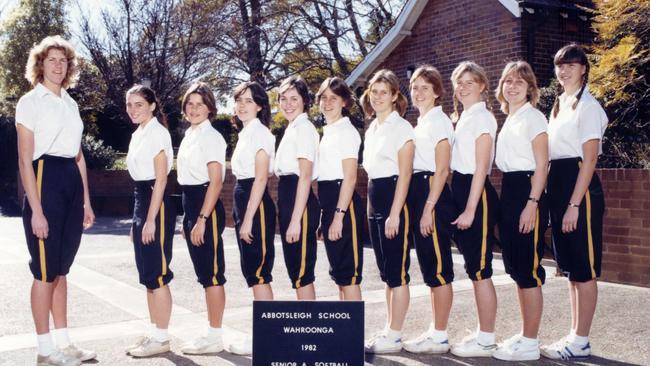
[0,0,112,54]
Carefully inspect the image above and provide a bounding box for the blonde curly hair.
[25,35,79,89]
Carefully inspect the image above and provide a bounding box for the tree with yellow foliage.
[589,0,650,168]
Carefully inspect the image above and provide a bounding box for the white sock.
[37,333,55,356]
[207,326,222,339]
[386,328,402,341]
[477,330,495,345]
[568,329,577,342]
[573,335,589,346]
[52,328,71,348]
[151,327,169,342]
[147,322,156,336]
[520,335,538,346]
[429,326,448,342]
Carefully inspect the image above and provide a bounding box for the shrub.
[82,134,117,170]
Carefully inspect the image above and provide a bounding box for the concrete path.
[0,217,647,366]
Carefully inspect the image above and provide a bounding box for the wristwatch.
[198,213,209,220]
[335,207,347,214]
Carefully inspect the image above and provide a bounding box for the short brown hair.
[25,35,79,89]
[409,65,445,106]
[277,75,311,112]
[360,69,408,118]
[495,61,540,114]
[182,82,217,119]
[232,81,271,128]
[315,77,355,115]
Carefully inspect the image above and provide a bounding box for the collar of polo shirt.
[463,101,486,116]
[139,117,159,134]
[323,116,349,131]
[559,85,589,105]
[288,113,309,128]
[418,105,443,124]
[35,82,71,101]
[240,117,261,135]
[508,101,532,120]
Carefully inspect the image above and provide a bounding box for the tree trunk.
[239,0,265,86]
[345,0,367,56]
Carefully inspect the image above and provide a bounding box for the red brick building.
[346,0,595,120]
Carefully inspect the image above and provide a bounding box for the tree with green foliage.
[0,0,68,115]
[0,0,68,214]
[589,0,650,168]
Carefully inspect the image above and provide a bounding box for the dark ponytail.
[551,43,590,118]
[126,84,168,128]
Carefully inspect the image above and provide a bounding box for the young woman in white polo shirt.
[176,82,227,354]
[16,36,95,366]
[316,77,364,300]
[275,76,320,300]
[361,69,415,354]
[492,61,548,361]
[402,65,455,355]
[124,85,176,358]
[448,61,499,358]
[540,44,607,361]
[229,81,276,356]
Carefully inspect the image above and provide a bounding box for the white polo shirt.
[126,117,173,181]
[15,83,84,160]
[362,111,415,179]
[450,102,498,175]
[231,118,275,180]
[495,102,548,173]
[548,87,608,160]
[274,113,319,180]
[413,106,454,173]
[318,117,361,181]
[177,120,227,185]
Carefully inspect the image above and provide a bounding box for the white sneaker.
[500,333,522,347]
[493,336,540,361]
[125,336,148,354]
[36,350,81,366]
[181,335,224,354]
[61,344,96,362]
[128,338,170,357]
[364,333,402,354]
[541,340,591,360]
[228,337,252,356]
[539,336,569,359]
[450,335,496,357]
[403,332,449,354]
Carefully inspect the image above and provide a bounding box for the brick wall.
[375,0,524,122]
[597,169,650,286]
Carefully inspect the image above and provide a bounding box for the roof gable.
[346,0,522,86]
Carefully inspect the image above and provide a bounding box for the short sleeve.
[525,110,548,141]
[340,127,361,160]
[15,96,35,131]
[295,123,318,162]
[578,103,607,144]
[396,121,415,149]
[430,118,454,146]
[473,113,497,140]
[202,131,225,165]
[255,127,275,157]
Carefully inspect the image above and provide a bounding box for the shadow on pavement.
[366,352,645,366]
